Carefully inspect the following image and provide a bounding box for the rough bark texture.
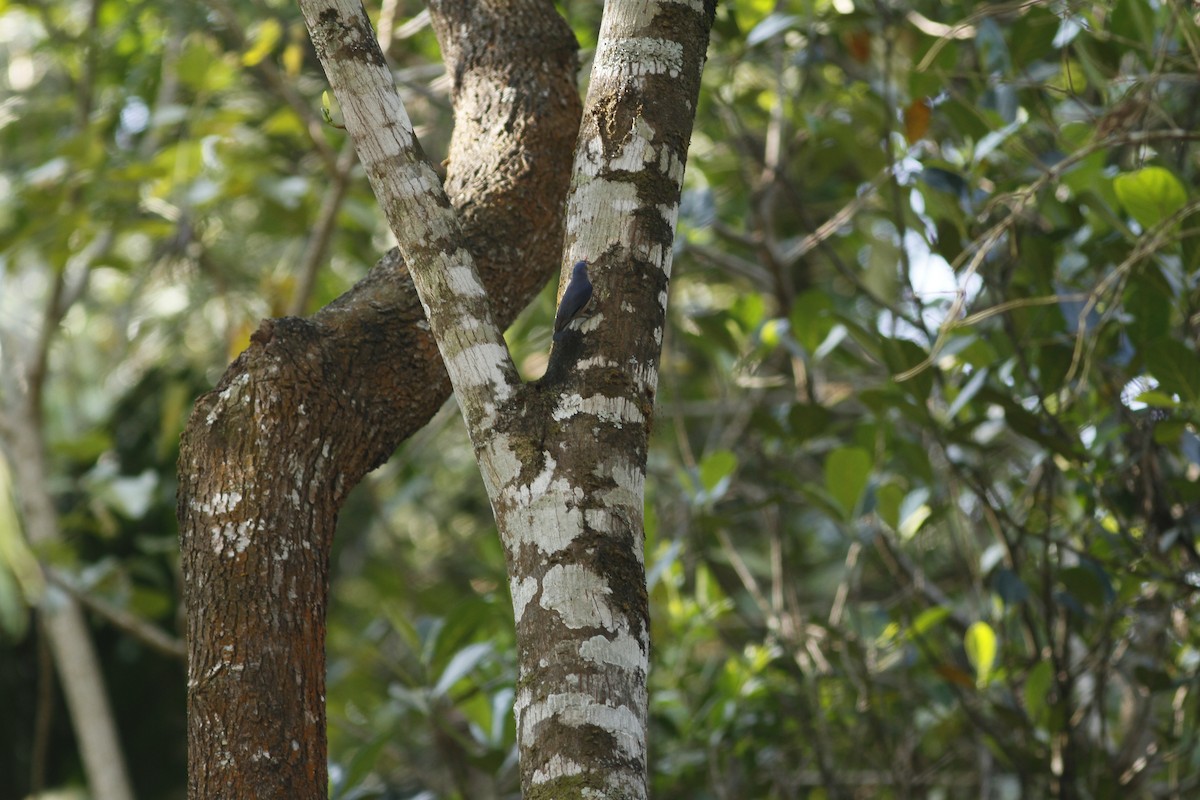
[176,1,580,796]
[503,3,717,797]
[306,1,714,797]
[183,0,713,795]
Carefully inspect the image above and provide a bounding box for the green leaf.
[242,19,282,67]
[1113,166,1187,229]
[882,338,934,403]
[824,447,871,519]
[909,606,950,637]
[788,404,832,442]
[1153,420,1186,446]
[992,568,1029,606]
[876,483,904,529]
[1059,564,1112,608]
[1124,275,1172,347]
[699,449,738,495]
[964,621,998,688]
[1135,390,1179,409]
[433,642,493,697]
[1024,660,1054,726]
[789,290,834,353]
[898,503,932,540]
[1145,338,1200,402]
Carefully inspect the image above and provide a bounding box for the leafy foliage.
[2,0,1199,798]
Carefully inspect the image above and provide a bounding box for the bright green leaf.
[1113,166,1187,229]
[898,503,932,540]
[1135,390,1179,409]
[910,606,950,637]
[242,19,283,67]
[965,621,997,687]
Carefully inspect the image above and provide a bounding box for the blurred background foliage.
[2,0,1200,797]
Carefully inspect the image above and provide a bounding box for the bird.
[553,260,593,342]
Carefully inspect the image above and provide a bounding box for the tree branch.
[299,0,519,434]
[177,3,580,796]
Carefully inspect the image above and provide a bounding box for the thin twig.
[288,142,358,316]
[44,569,186,661]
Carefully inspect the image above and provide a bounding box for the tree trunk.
[177,1,579,795]
[181,0,713,797]
[6,404,135,800]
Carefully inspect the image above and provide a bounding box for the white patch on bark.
[663,0,708,13]
[516,456,557,503]
[445,343,513,402]
[607,119,658,172]
[532,753,585,784]
[480,435,523,500]
[208,373,250,425]
[580,630,645,670]
[578,354,618,370]
[540,564,616,630]
[511,576,538,622]
[596,460,645,518]
[658,145,682,180]
[517,690,642,760]
[596,37,684,79]
[191,491,243,516]
[578,312,603,336]
[658,201,679,228]
[552,394,645,426]
[627,360,658,397]
[210,519,259,556]
[498,461,586,557]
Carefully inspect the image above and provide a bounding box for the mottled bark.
[176,1,580,796]
[299,1,714,798]
[182,0,712,795]
[506,3,716,797]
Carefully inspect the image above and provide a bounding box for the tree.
[178,0,713,796]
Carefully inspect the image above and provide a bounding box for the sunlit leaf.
[433,642,493,697]
[964,621,997,687]
[282,42,304,77]
[910,606,950,637]
[1113,166,1187,229]
[746,13,799,46]
[242,19,283,67]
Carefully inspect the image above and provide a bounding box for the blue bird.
[553,260,593,341]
